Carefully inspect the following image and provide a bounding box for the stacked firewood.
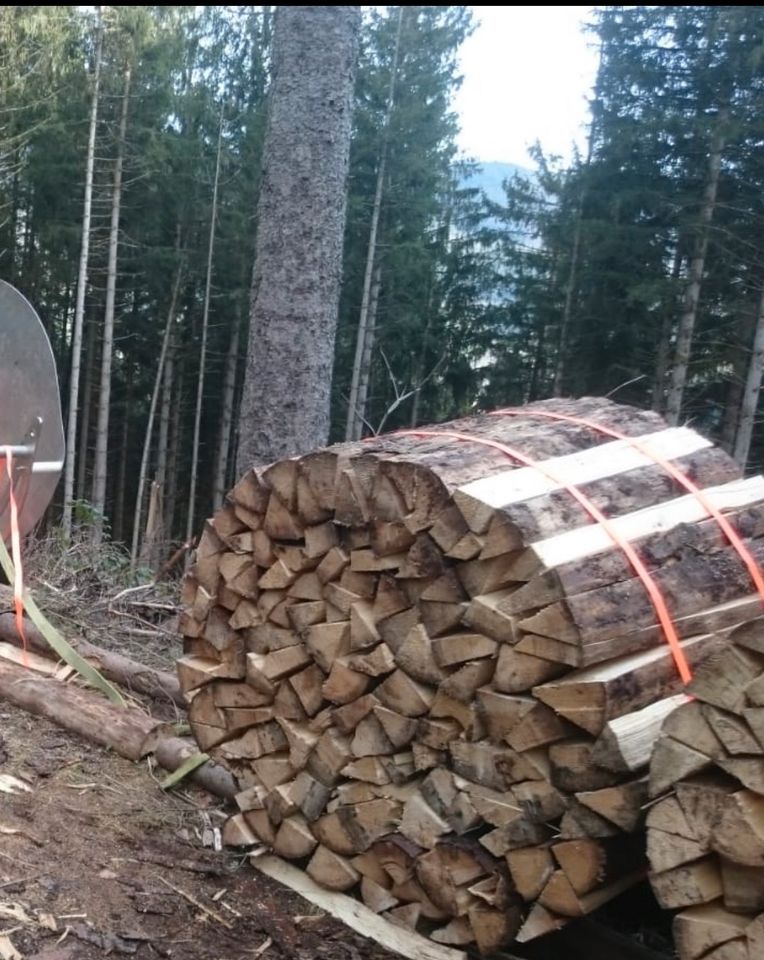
[177,397,763,953]
[647,618,764,960]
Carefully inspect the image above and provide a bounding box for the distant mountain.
[463,161,532,207]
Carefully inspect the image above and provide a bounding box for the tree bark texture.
[237,6,361,471]
[665,109,727,425]
[63,10,103,537]
[92,59,132,542]
[733,284,764,469]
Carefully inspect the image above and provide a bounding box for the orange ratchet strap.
[3,447,28,660]
[393,428,693,683]
[491,408,764,607]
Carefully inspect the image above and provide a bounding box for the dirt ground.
[0,696,675,960]
[0,702,400,960]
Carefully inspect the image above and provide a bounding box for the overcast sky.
[454,6,598,167]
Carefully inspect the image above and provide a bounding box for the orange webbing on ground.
[492,407,764,607]
[394,428,693,683]
[3,447,27,660]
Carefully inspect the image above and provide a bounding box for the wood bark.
[665,108,728,425]
[76,315,96,502]
[130,244,184,567]
[63,8,103,537]
[187,103,224,543]
[237,6,361,470]
[213,310,241,511]
[733,282,764,468]
[92,58,132,542]
[652,245,683,412]
[345,7,403,441]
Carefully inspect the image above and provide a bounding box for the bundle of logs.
[647,617,764,960]
[177,397,764,954]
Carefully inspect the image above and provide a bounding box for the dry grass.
[20,521,183,672]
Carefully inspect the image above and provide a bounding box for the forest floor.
[0,700,403,960]
[0,532,675,960]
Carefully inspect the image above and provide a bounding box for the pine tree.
[237,6,361,470]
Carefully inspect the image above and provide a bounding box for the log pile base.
[251,853,468,960]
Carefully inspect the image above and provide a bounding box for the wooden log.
[506,844,555,902]
[535,633,723,736]
[251,854,469,960]
[520,540,764,648]
[0,655,238,797]
[0,655,157,760]
[651,858,723,909]
[306,845,360,891]
[712,790,764,866]
[559,596,762,669]
[673,903,752,960]
[549,740,621,793]
[394,624,449,685]
[537,869,645,919]
[576,778,648,832]
[0,603,184,706]
[506,478,764,590]
[454,424,726,543]
[720,858,764,914]
[591,695,691,773]
[492,642,566,692]
[689,645,764,713]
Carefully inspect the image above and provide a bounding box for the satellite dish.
[0,281,65,539]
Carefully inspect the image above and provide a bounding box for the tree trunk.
[76,315,96,502]
[213,311,241,512]
[665,110,728,425]
[652,245,683,413]
[345,7,403,442]
[237,6,361,471]
[719,309,755,454]
[130,254,184,568]
[527,320,548,403]
[354,261,382,435]
[62,9,103,537]
[410,279,438,430]
[156,331,173,492]
[165,349,184,542]
[92,59,132,543]
[410,188,453,429]
[554,206,584,398]
[0,654,236,798]
[0,599,182,706]
[186,103,224,543]
[112,369,132,544]
[733,285,764,469]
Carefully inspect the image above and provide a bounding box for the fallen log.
[0,592,183,706]
[0,655,236,798]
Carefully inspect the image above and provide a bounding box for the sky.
[454,6,599,168]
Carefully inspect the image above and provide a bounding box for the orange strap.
[3,447,27,661]
[394,428,692,683]
[491,408,764,606]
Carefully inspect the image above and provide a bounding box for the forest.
[3,5,764,564]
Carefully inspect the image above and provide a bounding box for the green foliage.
[489,5,764,467]
[8,1,764,559]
